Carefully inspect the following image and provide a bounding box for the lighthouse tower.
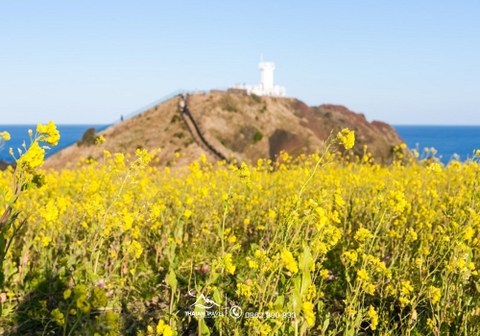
[232,58,286,97]
[259,62,276,94]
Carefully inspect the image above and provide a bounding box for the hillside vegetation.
[44,90,406,170]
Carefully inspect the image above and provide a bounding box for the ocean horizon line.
[393,124,480,127]
[1,123,108,126]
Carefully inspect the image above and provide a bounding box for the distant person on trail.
[121,115,124,122]
[178,98,186,111]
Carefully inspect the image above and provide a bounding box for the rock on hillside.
[0,160,15,171]
[44,90,406,170]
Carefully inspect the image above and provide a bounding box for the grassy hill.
[44,90,406,170]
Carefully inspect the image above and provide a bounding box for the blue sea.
[394,126,480,164]
[1,125,479,165]
[0,125,107,163]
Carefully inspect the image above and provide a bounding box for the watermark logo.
[185,290,295,320]
[229,305,243,319]
[185,290,243,319]
[189,290,220,310]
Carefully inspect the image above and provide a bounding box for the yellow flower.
[399,296,410,308]
[463,226,475,242]
[224,253,236,274]
[385,190,408,214]
[258,322,271,335]
[41,236,52,247]
[336,128,355,149]
[319,269,330,279]
[281,249,298,274]
[237,283,253,298]
[95,135,106,146]
[156,320,173,335]
[363,282,376,295]
[64,289,72,300]
[354,228,373,243]
[405,228,418,243]
[37,120,60,146]
[400,280,414,296]
[428,286,441,305]
[127,240,143,259]
[1,131,10,141]
[114,153,125,165]
[427,163,442,173]
[135,148,154,166]
[40,199,59,223]
[163,325,173,336]
[334,194,345,208]
[184,209,192,218]
[427,318,435,330]
[239,162,251,179]
[385,284,395,297]
[343,250,358,264]
[302,301,315,326]
[315,207,329,228]
[76,295,91,313]
[357,269,369,282]
[19,141,45,169]
[50,308,65,326]
[248,260,258,269]
[367,305,378,330]
[155,320,173,336]
[305,284,317,300]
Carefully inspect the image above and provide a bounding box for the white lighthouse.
[259,62,275,93]
[233,59,286,97]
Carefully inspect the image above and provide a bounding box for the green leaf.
[167,268,178,293]
[198,317,211,335]
[299,242,313,298]
[273,295,285,310]
[322,312,330,334]
[174,223,183,245]
[291,277,302,315]
[354,309,363,333]
[0,269,4,289]
[0,233,5,254]
[213,288,222,306]
[0,211,21,234]
[6,196,18,207]
[298,241,314,272]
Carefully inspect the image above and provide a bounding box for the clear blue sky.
[1,1,479,125]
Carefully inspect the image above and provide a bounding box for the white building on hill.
[233,60,286,97]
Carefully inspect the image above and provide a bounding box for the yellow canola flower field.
[0,126,480,335]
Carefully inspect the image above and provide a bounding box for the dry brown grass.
[44,91,405,170]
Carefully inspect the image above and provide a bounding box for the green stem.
[63,300,75,336]
[297,144,332,202]
[92,168,132,275]
[41,320,53,336]
[67,313,82,336]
